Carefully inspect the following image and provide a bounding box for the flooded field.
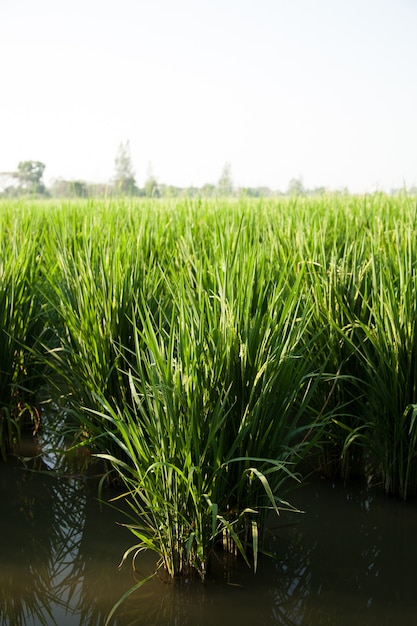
[1,451,417,626]
[2,199,417,625]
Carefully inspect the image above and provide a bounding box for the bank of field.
[1,195,417,589]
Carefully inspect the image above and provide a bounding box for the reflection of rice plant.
[1,447,137,626]
[0,457,86,626]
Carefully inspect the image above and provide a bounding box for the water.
[1,442,417,626]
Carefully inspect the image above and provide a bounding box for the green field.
[1,195,417,601]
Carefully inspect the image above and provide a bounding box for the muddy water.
[1,448,417,626]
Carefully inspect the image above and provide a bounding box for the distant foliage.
[15,161,46,194]
[217,162,234,196]
[113,141,138,195]
[50,179,89,198]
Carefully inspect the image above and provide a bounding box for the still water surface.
[1,448,417,626]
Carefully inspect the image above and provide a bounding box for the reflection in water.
[115,479,417,626]
[1,445,417,626]
[0,437,132,626]
[264,480,417,626]
[0,458,85,626]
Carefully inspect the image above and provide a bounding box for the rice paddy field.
[1,194,417,622]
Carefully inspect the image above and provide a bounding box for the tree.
[201,183,216,197]
[239,186,272,198]
[287,177,305,196]
[144,162,160,198]
[217,162,233,196]
[15,161,46,193]
[50,179,88,198]
[113,141,138,194]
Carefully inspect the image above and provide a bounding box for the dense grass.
[0,203,46,458]
[2,195,417,596]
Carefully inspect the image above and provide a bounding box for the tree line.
[0,140,371,199]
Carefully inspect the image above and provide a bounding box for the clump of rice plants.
[88,209,337,624]
[299,218,373,479]
[0,204,45,458]
[291,195,417,498]
[350,221,417,498]
[39,202,199,458]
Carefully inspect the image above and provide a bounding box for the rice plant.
[84,209,339,625]
[0,204,45,458]
[39,203,173,454]
[299,222,373,479]
[350,221,417,498]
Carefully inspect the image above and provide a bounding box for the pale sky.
[1,0,416,193]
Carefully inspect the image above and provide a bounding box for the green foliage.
[93,265,322,586]
[113,141,138,195]
[15,161,46,194]
[4,193,417,622]
[22,200,331,611]
[50,179,88,198]
[217,162,233,196]
[0,204,46,457]
[345,222,417,498]
[144,177,159,197]
[287,177,305,196]
[143,162,160,198]
[2,187,417,598]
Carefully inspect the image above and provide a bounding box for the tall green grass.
[32,202,330,591]
[299,218,373,478]
[93,223,331,588]
[348,220,417,498]
[295,196,417,497]
[2,195,417,606]
[39,202,189,455]
[0,203,45,458]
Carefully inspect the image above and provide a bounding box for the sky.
[1,0,417,193]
